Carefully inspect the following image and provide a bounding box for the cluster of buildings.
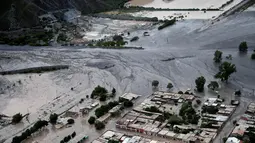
[92,130,182,143]
[201,97,237,129]
[115,91,221,143]
[226,102,255,143]
[112,91,241,143]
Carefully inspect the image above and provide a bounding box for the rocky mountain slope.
[0,0,127,30]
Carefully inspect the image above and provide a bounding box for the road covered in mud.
[0,6,255,143]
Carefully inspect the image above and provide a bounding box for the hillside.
[0,0,127,30]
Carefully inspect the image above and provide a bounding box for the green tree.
[195,76,206,92]
[251,53,255,60]
[213,50,222,63]
[49,113,58,124]
[152,80,159,87]
[215,62,236,82]
[95,121,105,130]
[239,41,248,52]
[88,116,96,124]
[167,83,173,90]
[12,113,23,124]
[207,81,219,90]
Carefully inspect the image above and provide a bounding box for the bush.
[113,35,123,42]
[67,119,75,124]
[207,81,219,90]
[91,85,108,98]
[12,113,23,123]
[123,101,133,107]
[88,116,96,124]
[178,91,183,94]
[71,132,76,138]
[144,106,161,113]
[214,50,223,63]
[95,121,105,130]
[152,80,159,87]
[112,88,116,95]
[108,101,119,108]
[251,53,255,60]
[195,76,206,92]
[167,83,173,89]
[239,41,248,52]
[49,113,58,124]
[196,99,201,105]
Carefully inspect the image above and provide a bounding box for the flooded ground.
[127,0,244,20]
[131,10,222,20]
[129,0,240,9]
[0,4,255,143]
[79,17,153,40]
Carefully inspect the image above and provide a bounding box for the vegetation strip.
[0,65,69,75]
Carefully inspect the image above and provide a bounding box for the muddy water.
[1,8,255,143]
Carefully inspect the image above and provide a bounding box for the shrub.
[239,41,248,52]
[12,113,23,123]
[113,35,123,42]
[195,76,206,92]
[207,81,219,90]
[88,116,96,124]
[196,99,201,105]
[49,113,58,124]
[95,121,105,130]
[91,85,108,98]
[152,80,159,87]
[67,119,75,124]
[167,83,173,89]
[123,101,133,107]
[178,91,183,94]
[214,50,223,63]
[251,53,255,60]
[71,132,76,138]
[144,106,161,113]
[112,88,116,95]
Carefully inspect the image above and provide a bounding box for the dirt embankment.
[0,65,69,75]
